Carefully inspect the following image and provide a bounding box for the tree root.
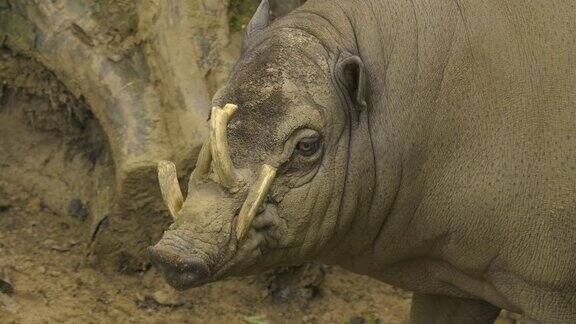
[0,0,230,269]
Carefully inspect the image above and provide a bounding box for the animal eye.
[296,137,321,157]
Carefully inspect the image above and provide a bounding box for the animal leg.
[410,294,501,324]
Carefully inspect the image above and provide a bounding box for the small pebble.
[348,316,365,324]
[108,54,123,62]
[68,199,88,221]
[151,289,185,306]
[0,278,14,295]
[26,197,42,213]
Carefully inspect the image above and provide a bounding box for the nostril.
[148,245,210,290]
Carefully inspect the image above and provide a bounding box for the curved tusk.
[157,160,184,220]
[191,137,212,181]
[210,104,238,188]
[236,164,277,240]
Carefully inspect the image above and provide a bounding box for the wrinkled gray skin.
[149,0,576,323]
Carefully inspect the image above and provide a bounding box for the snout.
[148,244,210,290]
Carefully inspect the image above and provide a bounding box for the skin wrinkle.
[157,240,214,267]
[408,0,421,91]
[296,46,329,73]
[303,157,334,256]
[171,231,217,263]
[362,74,380,257]
[255,207,283,248]
[322,149,344,244]
[432,16,457,105]
[266,26,332,58]
[300,188,317,255]
[327,33,389,259]
[322,54,357,249]
[492,273,576,320]
[215,235,264,277]
[290,10,347,49]
[388,256,518,311]
[333,138,350,243]
[334,2,358,50]
[369,163,401,256]
[383,34,397,96]
[299,172,326,255]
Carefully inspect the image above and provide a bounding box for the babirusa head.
[150,8,373,290]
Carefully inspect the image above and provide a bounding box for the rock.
[242,315,269,324]
[42,239,72,252]
[0,278,13,295]
[48,269,63,277]
[265,262,325,302]
[26,197,42,213]
[151,288,185,307]
[109,308,124,320]
[348,315,381,324]
[301,315,317,323]
[348,317,365,324]
[0,204,10,213]
[116,251,150,274]
[108,54,123,62]
[135,295,157,312]
[68,199,88,221]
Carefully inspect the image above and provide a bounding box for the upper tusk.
[157,160,184,220]
[191,137,212,181]
[210,104,239,189]
[236,164,277,240]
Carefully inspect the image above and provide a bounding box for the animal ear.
[242,0,270,52]
[335,54,367,112]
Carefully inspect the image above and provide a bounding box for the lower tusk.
[236,164,277,240]
[157,160,184,220]
[191,138,212,181]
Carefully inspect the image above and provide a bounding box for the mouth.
[148,245,211,290]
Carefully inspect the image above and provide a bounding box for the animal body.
[149,0,576,322]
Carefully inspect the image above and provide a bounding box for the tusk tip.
[157,160,184,220]
[223,103,238,117]
[235,164,277,242]
[158,160,175,170]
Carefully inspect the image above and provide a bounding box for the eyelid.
[299,135,321,143]
[275,129,321,164]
